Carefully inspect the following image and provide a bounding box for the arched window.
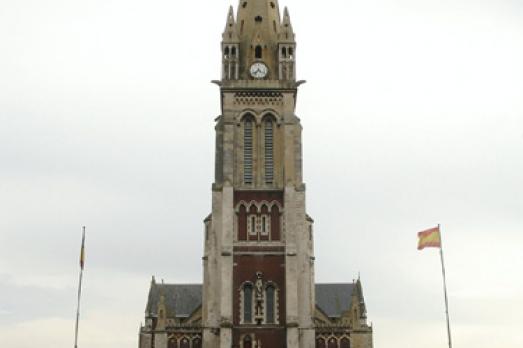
[282,47,287,58]
[180,338,190,348]
[316,338,326,348]
[270,204,281,241]
[193,337,202,348]
[243,117,254,184]
[231,47,236,56]
[255,45,263,59]
[243,284,253,323]
[243,336,253,348]
[264,119,274,184]
[328,338,338,348]
[168,337,178,348]
[265,285,275,324]
[340,338,350,348]
[238,204,247,241]
[224,46,230,57]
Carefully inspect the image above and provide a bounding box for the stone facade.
[139,1,373,347]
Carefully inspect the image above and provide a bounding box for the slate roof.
[146,284,202,318]
[146,282,356,319]
[314,283,355,318]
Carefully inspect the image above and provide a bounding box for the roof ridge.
[158,283,203,286]
[316,282,354,285]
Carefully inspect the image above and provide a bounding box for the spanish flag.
[80,228,85,270]
[417,226,441,250]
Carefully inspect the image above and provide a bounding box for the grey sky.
[1,0,522,347]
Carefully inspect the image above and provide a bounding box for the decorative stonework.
[139,1,374,347]
[234,92,284,106]
[167,334,202,348]
[239,272,280,326]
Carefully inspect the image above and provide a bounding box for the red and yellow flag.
[417,226,441,250]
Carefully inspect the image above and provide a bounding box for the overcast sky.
[1,0,522,347]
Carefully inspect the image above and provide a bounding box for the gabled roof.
[315,283,355,318]
[146,284,202,318]
[145,282,358,319]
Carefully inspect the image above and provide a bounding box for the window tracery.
[246,214,271,237]
[235,201,282,242]
[240,273,279,326]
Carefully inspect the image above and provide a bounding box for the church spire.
[222,6,239,43]
[222,6,240,80]
[236,0,281,40]
[279,7,295,42]
[277,7,296,81]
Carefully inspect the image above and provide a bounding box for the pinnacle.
[223,5,239,42]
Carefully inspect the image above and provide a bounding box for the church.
[138,1,374,347]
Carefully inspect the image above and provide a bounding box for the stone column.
[154,332,167,348]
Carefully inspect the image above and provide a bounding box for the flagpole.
[438,224,453,348]
[74,226,86,348]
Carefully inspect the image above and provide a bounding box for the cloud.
[1,1,522,348]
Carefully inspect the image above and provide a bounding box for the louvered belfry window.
[264,119,274,184]
[244,118,254,184]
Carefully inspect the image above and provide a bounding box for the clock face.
[250,62,268,79]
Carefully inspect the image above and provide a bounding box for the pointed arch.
[238,203,248,241]
[255,45,263,59]
[168,336,178,348]
[316,338,326,348]
[243,335,253,348]
[328,337,338,348]
[243,283,254,323]
[193,337,202,348]
[340,337,351,348]
[262,115,275,185]
[242,114,255,185]
[180,337,190,348]
[265,283,276,324]
[270,204,281,241]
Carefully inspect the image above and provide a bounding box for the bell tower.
[203,1,314,347]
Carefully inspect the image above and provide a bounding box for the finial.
[223,5,239,42]
[226,5,235,26]
[279,6,295,42]
[151,275,156,284]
